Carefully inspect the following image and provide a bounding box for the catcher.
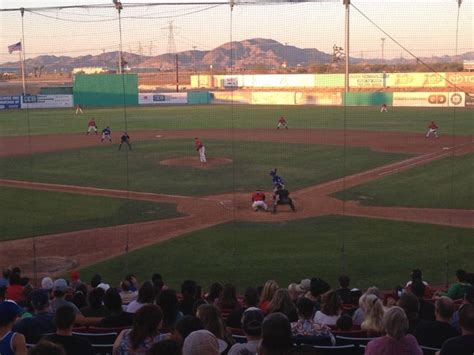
[272,184,296,214]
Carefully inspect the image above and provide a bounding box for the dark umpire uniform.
[272,184,296,214]
[118,132,131,151]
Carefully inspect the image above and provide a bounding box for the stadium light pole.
[344,0,350,93]
[114,1,124,74]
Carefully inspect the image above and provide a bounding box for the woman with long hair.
[259,280,279,313]
[197,304,234,354]
[267,289,298,322]
[313,290,341,326]
[359,293,385,334]
[156,289,183,330]
[113,304,167,354]
[126,281,155,313]
[215,283,240,311]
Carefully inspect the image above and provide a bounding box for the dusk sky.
[0,0,472,63]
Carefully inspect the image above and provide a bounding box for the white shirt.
[228,339,261,355]
[125,300,146,313]
[313,310,340,326]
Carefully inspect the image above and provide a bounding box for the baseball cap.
[97,283,110,292]
[183,330,219,355]
[31,290,49,309]
[242,307,264,336]
[53,278,68,292]
[70,271,80,282]
[41,277,54,290]
[0,301,23,325]
[297,279,311,293]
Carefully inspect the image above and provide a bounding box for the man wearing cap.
[228,308,263,355]
[50,279,90,326]
[182,329,219,355]
[13,290,56,344]
[0,301,27,355]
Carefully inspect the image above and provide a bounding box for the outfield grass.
[0,139,408,196]
[78,216,474,291]
[334,153,474,209]
[0,105,472,136]
[0,186,184,241]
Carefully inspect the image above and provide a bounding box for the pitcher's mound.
[160,157,233,169]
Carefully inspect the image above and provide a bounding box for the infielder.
[195,137,206,163]
[119,132,131,151]
[270,168,285,190]
[86,118,98,135]
[380,103,388,112]
[101,126,112,143]
[272,184,296,214]
[251,189,268,212]
[75,104,84,115]
[277,116,288,129]
[425,121,439,138]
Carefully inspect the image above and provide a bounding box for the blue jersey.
[102,128,111,135]
[272,175,284,186]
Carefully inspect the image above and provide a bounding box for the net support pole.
[344,0,350,93]
[20,8,26,96]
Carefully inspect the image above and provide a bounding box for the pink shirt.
[365,335,423,355]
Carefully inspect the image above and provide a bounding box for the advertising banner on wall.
[295,92,342,105]
[446,72,474,88]
[21,95,73,109]
[393,92,465,107]
[138,93,187,105]
[387,73,446,88]
[0,96,21,109]
[349,73,387,88]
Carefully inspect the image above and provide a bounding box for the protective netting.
[0,0,472,292]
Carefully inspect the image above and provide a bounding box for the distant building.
[72,67,107,74]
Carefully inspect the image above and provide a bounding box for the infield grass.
[0,139,408,196]
[0,186,184,241]
[0,105,472,136]
[334,152,474,209]
[78,215,474,291]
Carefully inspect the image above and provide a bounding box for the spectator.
[119,280,137,306]
[405,269,430,289]
[287,284,302,303]
[365,306,422,355]
[215,283,240,313]
[151,274,165,296]
[44,305,94,355]
[228,308,263,355]
[148,339,181,355]
[70,285,87,310]
[182,330,219,355]
[259,280,279,313]
[156,289,183,330]
[291,296,334,343]
[296,279,311,296]
[69,272,82,290]
[442,269,472,300]
[80,287,107,317]
[90,274,102,289]
[28,340,66,355]
[6,272,24,304]
[336,314,353,331]
[98,288,133,328]
[0,268,10,288]
[313,290,341,326]
[126,281,155,313]
[113,304,167,354]
[336,275,353,304]
[125,274,139,292]
[451,285,474,331]
[172,316,204,346]
[439,303,474,355]
[49,279,90,326]
[40,277,54,299]
[359,293,385,334]
[353,287,381,326]
[267,289,298,322]
[206,283,223,304]
[226,287,259,329]
[306,278,331,310]
[414,297,459,349]
[410,279,435,322]
[398,292,425,335]
[196,304,234,353]
[259,313,293,355]
[179,280,198,316]
[0,301,27,355]
[13,290,56,344]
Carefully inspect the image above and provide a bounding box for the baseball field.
[0,105,473,290]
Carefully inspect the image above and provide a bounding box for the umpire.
[118,132,131,151]
[272,184,296,214]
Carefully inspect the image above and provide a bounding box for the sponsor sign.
[446,72,474,88]
[465,93,474,107]
[295,92,342,106]
[387,73,446,88]
[223,77,240,88]
[0,95,21,109]
[349,73,387,88]
[21,95,73,109]
[138,93,187,105]
[393,92,465,107]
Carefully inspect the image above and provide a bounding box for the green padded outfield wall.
[343,92,393,106]
[187,91,211,104]
[73,74,138,107]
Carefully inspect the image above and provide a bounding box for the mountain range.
[1,38,472,73]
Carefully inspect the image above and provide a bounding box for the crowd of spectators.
[0,266,473,355]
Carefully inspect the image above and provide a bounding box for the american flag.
[8,42,22,54]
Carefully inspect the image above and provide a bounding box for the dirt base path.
[0,129,472,277]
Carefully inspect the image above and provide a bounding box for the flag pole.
[20,8,26,96]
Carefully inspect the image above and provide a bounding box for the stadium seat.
[72,331,118,355]
[292,344,356,355]
[420,345,441,355]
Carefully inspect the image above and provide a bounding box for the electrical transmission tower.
[163,21,177,54]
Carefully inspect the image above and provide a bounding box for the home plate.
[442,147,450,150]
[155,135,163,138]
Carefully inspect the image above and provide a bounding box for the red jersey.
[278,117,286,124]
[195,139,203,150]
[428,122,438,129]
[252,191,266,202]
[88,119,96,127]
